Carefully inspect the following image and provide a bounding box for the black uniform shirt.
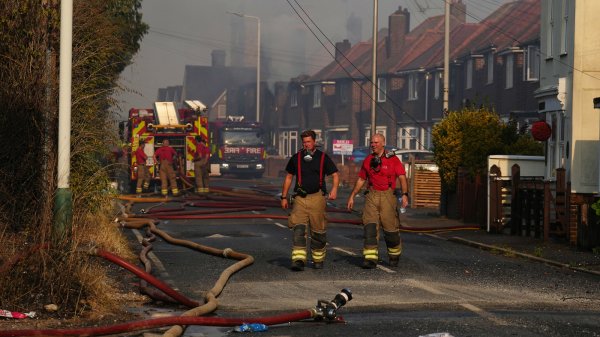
[285,149,338,194]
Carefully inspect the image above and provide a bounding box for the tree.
[431,108,543,190]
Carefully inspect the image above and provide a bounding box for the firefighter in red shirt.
[134,139,150,194]
[153,139,179,196]
[346,134,409,269]
[194,137,210,193]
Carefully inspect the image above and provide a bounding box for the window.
[408,73,418,100]
[217,104,226,119]
[524,45,540,81]
[279,130,299,157]
[338,82,349,104]
[434,71,440,99]
[546,3,553,58]
[399,127,418,150]
[560,0,568,55]
[465,59,473,89]
[364,127,387,145]
[377,78,387,102]
[312,84,321,108]
[290,89,298,107]
[487,53,494,84]
[505,53,514,89]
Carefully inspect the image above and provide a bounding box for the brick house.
[273,0,542,156]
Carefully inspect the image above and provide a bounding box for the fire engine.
[122,101,209,192]
[209,116,266,178]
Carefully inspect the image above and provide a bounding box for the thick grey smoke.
[116,0,502,115]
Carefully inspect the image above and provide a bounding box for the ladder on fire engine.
[154,102,180,125]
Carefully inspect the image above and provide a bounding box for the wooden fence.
[488,165,569,241]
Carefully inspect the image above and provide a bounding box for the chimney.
[450,0,466,27]
[335,39,351,62]
[211,49,226,67]
[387,6,410,59]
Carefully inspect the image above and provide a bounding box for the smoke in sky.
[115,0,505,117]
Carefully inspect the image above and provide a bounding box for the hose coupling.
[314,288,352,320]
[222,248,233,258]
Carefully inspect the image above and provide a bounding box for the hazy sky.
[115,0,506,118]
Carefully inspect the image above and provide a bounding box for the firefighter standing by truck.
[154,139,180,196]
[194,136,210,193]
[280,130,339,271]
[134,139,151,194]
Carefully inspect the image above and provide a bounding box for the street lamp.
[228,11,261,123]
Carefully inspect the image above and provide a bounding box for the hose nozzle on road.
[315,288,352,321]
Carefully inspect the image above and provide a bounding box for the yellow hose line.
[116,214,254,337]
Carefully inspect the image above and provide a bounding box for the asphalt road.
[123,177,600,337]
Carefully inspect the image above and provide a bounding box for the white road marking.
[332,247,395,273]
[460,303,509,326]
[404,278,445,295]
[273,222,287,229]
[332,246,357,256]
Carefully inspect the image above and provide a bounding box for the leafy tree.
[431,107,543,190]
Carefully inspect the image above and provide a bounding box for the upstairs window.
[290,89,298,107]
[560,0,569,55]
[524,45,540,81]
[505,53,514,89]
[465,59,473,89]
[377,78,387,102]
[338,82,349,104]
[487,53,494,84]
[434,71,440,99]
[408,73,419,100]
[546,3,554,58]
[313,84,321,108]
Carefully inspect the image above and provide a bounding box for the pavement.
[328,184,600,277]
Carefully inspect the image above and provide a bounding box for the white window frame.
[313,84,321,108]
[364,126,387,146]
[466,59,473,89]
[290,90,298,107]
[434,71,440,99]
[524,45,540,81]
[560,0,568,55]
[217,104,226,119]
[399,127,418,150]
[546,3,554,59]
[408,73,418,100]
[505,53,514,89]
[487,52,494,84]
[377,77,387,102]
[279,130,299,157]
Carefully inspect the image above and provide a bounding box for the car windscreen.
[222,130,264,146]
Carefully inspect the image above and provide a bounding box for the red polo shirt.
[134,147,147,165]
[155,146,177,163]
[359,155,405,191]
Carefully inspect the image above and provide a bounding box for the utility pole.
[370,0,378,140]
[442,0,450,114]
[54,0,73,243]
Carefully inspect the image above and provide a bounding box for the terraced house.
[274,0,541,156]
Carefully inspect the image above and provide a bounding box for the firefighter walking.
[280,130,339,271]
[194,137,210,193]
[154,139,179,196]
[134,139,150,194]
[346,134,409,269]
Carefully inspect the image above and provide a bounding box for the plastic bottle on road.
[234,323,268,332]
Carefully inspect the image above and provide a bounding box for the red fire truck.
[122,101,209,192]
[209,116,266,178]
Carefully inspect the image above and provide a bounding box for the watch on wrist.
[402,192,409,197]
[280,195,287,200]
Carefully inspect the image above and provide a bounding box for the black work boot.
[361,259,377,269]
[389,255,400,267]
[313,261,324,269]
[291,260,305,271]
